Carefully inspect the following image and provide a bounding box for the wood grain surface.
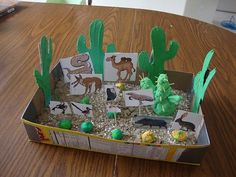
[0,2,236,177]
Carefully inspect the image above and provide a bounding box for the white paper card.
[49,101,72,115]
[123,89,154,107]
[71,102,93,117]
[106,105,121,113]
[104,53,138,81]
[171,110,204,138]
[70,74,102,95]
[104,85,120,101]
[59,53,94,83]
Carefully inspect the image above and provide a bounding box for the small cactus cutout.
[34,36,52,106]
[77,19,116,74]
[138,27,179,83]
[192,50,216,113]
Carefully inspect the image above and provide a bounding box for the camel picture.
[104,53,138,81]
[60,53,94,83]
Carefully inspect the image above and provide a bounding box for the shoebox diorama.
[22,19,216,165]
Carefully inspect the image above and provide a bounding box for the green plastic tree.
[77,19,116,74]
[138,27,179,83]
[34,36,52,106]
[192,50,216,113]
[153,74,182,116]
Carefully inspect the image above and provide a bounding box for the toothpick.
[114,112,117,126]
[139,75,143,80]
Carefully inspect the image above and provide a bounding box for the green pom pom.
[80,121,93,133]
[58,119,72,130]
[80,96,90,105]
[107,112,117,119]
[111,129,123,140]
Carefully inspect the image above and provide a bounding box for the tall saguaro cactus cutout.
[138,27,179,83]
[77,19,116,74]
[34,36,52,106]
[192,50,216,113]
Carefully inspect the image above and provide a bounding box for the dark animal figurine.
[71,103,92,115]
[106,88,117,101]
[135,118,167,128]
[52,102,67,114]
[175,112,195,131]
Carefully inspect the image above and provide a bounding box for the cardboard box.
[21,63,210,165]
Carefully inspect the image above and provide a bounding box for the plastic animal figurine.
[106,55,135,81]
[52,102,67,114]
[71,74,102,94]
[126,92,154,105]
[175,112,195,131]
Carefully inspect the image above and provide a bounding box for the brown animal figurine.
[175,112,196,131]
[106,55,135,81]
[71,74,102,94]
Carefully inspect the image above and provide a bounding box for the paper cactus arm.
[77,19,116,74]
[192,50,216,113]
[34,36,52,106]
[138,27,179,83]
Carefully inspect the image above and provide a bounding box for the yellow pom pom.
[141,130,156,143]
[171,130,187,142]
[115,83,125,91]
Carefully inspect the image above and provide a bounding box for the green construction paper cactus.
[77,19,116,74]
[34,36,52,107]
[138,27,179,83]
[192,50,216,113]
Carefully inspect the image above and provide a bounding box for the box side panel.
[23,123,41,142]
[48,130,90,150]
[166,70,194,93]
[89,137,133,156]
[132,144,169,160]
[23,101,39,122]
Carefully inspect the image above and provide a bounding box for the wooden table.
[0,2,236,177]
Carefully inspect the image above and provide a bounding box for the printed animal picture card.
[49,101,72,115]
[59,53,94,83]
[106,104,121,113]
[104,53,138,81]
[171,110,205,138]
[124,89,154,107]
[70,74,102,95]
[104,85,120,101]
[71,102,93,117]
